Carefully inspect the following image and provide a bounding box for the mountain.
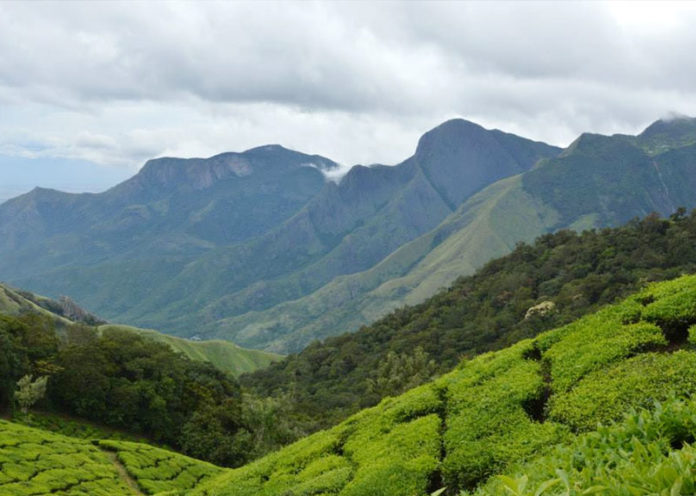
[0,119,559,351]
[0,282,280,376]
[212,116,696,352]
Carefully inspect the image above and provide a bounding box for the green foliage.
[244,211,696,435]
[15,375,48,414]
[473,397,696,495]
[0,313,58,413]
[14,412,145,443]
[548,352,696,432]
[50,327,251,466]
[97,440,224,495]
[365,346,438,398]
[193,274,696,495]
[0,419,133,495]
[443,344,568,489]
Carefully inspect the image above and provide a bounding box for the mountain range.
[1,116,695,352]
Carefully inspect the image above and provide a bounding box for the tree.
[366,346,438,398]
[15,375,48,414]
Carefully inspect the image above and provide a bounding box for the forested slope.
[244,210,696,429]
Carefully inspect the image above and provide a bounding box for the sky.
[2,1,696,200]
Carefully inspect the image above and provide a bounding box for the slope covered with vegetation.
[0,419,135,495]
[0,312,296,468]
[97,324,280,376]
[193,274,696,495]
[0,419,225,496]
[244,210,696,430]
[0,283,280,376]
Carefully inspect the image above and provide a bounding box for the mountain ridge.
[0,118,561,351]
[2,116,695,353]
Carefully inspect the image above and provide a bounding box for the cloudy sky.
[2,1,696,199]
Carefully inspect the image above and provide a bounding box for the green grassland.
[190,274,696,495]
[97,324,280,376]
[0,283,281,376]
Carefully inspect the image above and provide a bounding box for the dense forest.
[0,316,298,467]
[244,208,696,430]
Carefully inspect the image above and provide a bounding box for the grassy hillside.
[0,283,280,376]
[6,274,696,495]
[98,324,280,376]
[192,274,696,495]
[0,419,223,495]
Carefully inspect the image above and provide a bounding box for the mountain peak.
[414,119,485,155]
[640,114,696,138]
[637,115,696,154]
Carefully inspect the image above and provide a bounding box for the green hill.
[0,283,280,376]
[97,324,280,377]
[190,274,696,495]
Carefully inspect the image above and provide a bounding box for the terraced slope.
[96,440,224,495]
[192,274,696,495]
[0,420,135,495]
[0,420,224,496]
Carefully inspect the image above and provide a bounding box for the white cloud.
[0,0,695,187]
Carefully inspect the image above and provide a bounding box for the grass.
[97,324,281,376]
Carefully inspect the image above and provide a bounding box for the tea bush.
[0,420,132,495]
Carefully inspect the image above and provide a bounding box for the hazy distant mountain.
[0,120,558,351]
[4,116,695,353]
[193,116,696,352]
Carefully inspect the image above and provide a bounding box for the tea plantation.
[0,420,223,495]
[7,274,696,495]
[0,420,133,495]
[191,274,696,495]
